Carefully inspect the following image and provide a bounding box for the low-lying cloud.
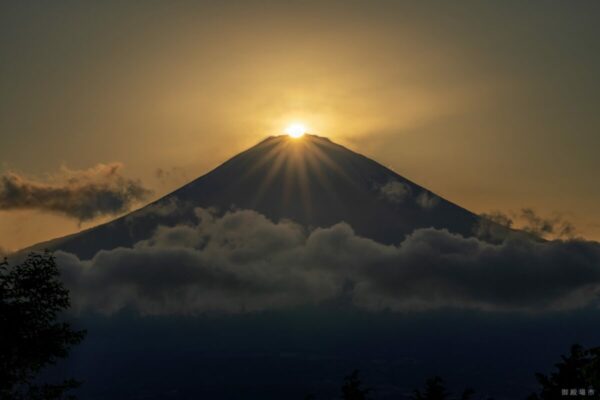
[0,163,151,221]
[55,208,600,315]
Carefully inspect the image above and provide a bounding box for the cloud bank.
[55,208,600,315]
[0,163,151,221]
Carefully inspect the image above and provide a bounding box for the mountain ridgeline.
[33,135,481,259]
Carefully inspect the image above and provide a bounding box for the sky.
[1,0,600,251]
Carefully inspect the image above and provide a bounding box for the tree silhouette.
[413,376,450,400]
[528,344,600,399]
[412,376,475,400]
[0,251,86,400]
[341,370,372,400]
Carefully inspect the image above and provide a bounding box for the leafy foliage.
[413,376,450,400]
[412,376,476,400]
[528,344,600,399]
[0,252,85,399]
[341,370,372,400]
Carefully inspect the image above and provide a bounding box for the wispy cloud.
[378,180,412,203]
[520,208,577,239]
[477,208,578,241]
[0,163,151,221]
[377,180,439,210]
[416,191,439,209]
[155,167,190,187]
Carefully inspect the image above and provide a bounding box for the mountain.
[32,134,481,259]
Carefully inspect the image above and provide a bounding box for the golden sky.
[1,1,600,251]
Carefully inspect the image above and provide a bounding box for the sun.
[285,123,307,138]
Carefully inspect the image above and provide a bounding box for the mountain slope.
[32,135,481,259]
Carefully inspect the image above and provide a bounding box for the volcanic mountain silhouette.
[34,134,480,259]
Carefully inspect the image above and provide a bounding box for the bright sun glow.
[285,123,307,138]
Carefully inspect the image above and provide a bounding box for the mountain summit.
[35,134,480,258]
